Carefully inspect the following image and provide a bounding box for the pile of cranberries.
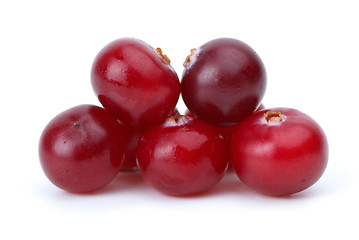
[39,37,329,196]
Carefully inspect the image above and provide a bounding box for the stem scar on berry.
[264,111,286,125]
[156,48,171,64]
[165,113,191,126]
[183,48,197,67]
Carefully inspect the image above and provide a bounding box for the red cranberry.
[136,114,229,196]
[230,108,329,196]
[181,38,267,127]
[91,38,181,128]
[38,105,126,193]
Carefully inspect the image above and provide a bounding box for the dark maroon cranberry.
[181,38,267,127]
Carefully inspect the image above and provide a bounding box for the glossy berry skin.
[120,125,146,171]
[136,115,229,196]
[91,38,181,128]
[39,105,126,193]
[181,38,267,127]
[185,104,265,145]
[216,104,266,144]
[120,108,179,171]
[230,108,329,196]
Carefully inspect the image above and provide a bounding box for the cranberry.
[91,38,181,128]
[136,114,229,196]
[38,104,126,193]
[181,38,267,127]
[230,108,329,196]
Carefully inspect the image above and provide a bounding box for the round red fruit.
[39,104,126,193]
[91,38,181,128]
[230,108,329,196]
[136,114,229,196]
[181,38,267,127]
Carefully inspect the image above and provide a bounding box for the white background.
[1,0,358,239]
